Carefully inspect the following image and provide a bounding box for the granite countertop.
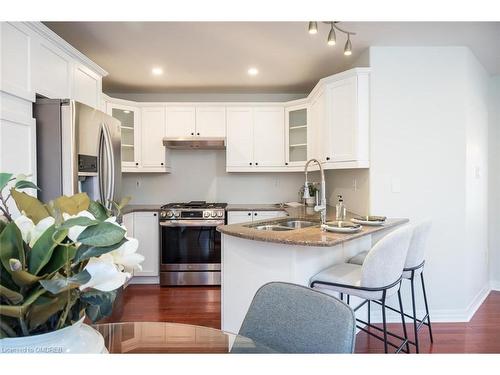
[218,205,409,247]
[122,204,161,214]
[226,203,289,211]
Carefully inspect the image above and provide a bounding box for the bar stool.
[348,221,433,353]
[310,225,413,353]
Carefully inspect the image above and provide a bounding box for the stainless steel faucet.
[303,158,327,230]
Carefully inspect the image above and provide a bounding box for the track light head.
[308,21,318,34]
[327,24,336,46]
[344,35,352,56]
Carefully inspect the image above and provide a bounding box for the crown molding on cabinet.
[23,22,108,78]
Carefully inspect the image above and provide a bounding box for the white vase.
[0,317,107,354]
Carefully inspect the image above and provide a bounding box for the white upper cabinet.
[32,40,71,99]
[323,71,369,167]
[226,107,253,167]
[72,64,102,109]
[165,106,196,137]
[195,106,226,137]
[107,101,141,171]
[253,107,285,167]
[308,90,325,162]
[141,106,168,169]
[285,104,308,167]
[226,106,285,170]
[0,23,33,101]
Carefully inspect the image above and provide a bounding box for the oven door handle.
[160,220,225,227]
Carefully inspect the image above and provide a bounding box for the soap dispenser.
[336,195,346,221]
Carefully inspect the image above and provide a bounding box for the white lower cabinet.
[227,210,288,225]
[123,211,160,279]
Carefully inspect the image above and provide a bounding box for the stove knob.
[160,211,167,218]
[166,211,173,218]
[211,211,217,218]
[173,211,180,218]
[204,211,210,218]
[217,211,223,218]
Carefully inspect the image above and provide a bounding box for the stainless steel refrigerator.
[34,99,121,207]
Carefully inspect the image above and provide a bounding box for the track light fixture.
[327,23,336,46]
[307,22,356,56]
[308,21,318,34]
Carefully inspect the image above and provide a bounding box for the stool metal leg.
[397,288,410,353]
[381,291,388,354]
[367,300,371,324]
[420,272,434,343]
[410,272,420,353]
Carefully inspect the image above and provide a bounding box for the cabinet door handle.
[255,162,259,166]
[247,212,251,216]
[161,162,164,166]
[135,162,139,166]
[249,162,252,165]
[191,132,194,135]
[254,212,257,216]
[326,157,330,161]
[197,132,200,136]
[153,213,157,217]
[285,162,288,166]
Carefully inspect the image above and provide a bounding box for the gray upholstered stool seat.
[348,251,424,279]
[310,263,399,300]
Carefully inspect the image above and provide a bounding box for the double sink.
[244,218,320,232]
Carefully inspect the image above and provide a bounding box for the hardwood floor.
[107,285,500,353]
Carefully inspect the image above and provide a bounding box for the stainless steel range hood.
[162,137,226,150]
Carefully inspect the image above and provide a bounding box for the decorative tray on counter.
[323,221,362,233]
[351,215,387,226]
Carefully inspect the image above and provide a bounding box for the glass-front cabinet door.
[285,104,308,166]
[107,102,140,171]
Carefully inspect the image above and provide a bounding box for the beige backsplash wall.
[325,169,370,215]
[121,150,306,204]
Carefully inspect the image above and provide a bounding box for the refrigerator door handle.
[98,127,107,204]
[103,122,116,206]
[102,123,114,208]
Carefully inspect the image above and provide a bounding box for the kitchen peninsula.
[217,205,408,333]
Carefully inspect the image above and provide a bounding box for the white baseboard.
[369,283,491,323]
[491,280,500,291]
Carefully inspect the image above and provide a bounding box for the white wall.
[369,46,490,319]
[121,150,305,204]
[489,75,500,290]
[325,169,370,215]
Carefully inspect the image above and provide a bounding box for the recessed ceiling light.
[247,68,258,76]
[123,110,130,114]
[152,67,163,76]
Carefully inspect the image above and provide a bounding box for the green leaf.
[39,270,91,294]
[10,189,50,224]
[0,173,13,191]
[88,200,108,221]
[53,193,90,215]
[0,222,25,273]
[81,289,117,322]
[28,226,68,275]
[27,294,69,330]
[14,180,40,191]
[11,270,43,287]
[74,238,127,264]
[40,245,77,275]
[0,285,23,304]
[77,222,125,247]
[58,216,99,230]
[0,287,45,318]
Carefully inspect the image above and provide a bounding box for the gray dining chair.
[231,282,356,353]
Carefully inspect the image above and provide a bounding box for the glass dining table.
[93,322,276,354]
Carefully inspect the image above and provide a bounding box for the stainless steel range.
[159,201,227,286]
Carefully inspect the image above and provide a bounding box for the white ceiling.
[44,22,500,94]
